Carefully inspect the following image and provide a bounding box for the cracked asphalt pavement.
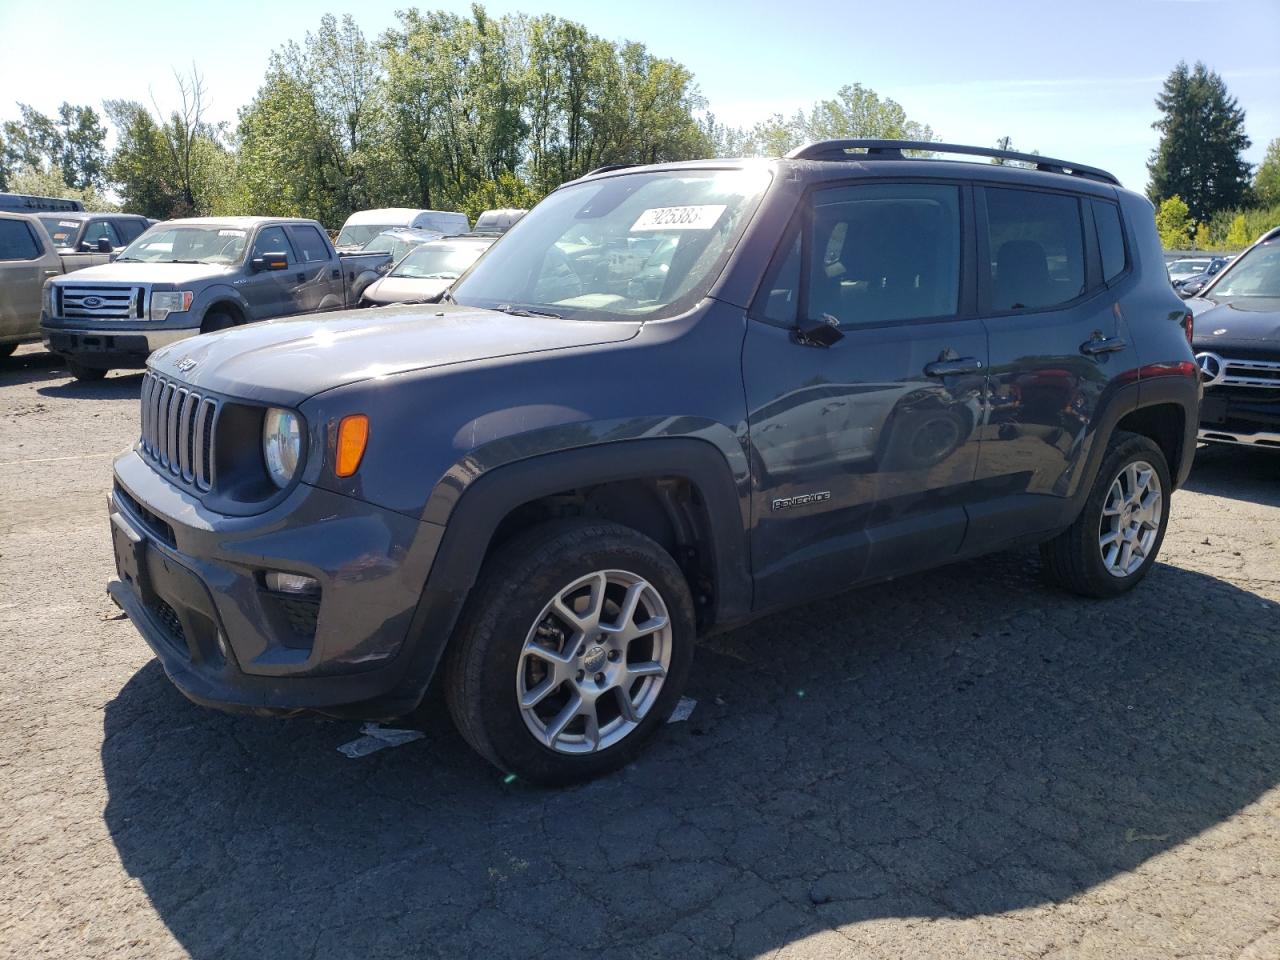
[1,344,1278,959]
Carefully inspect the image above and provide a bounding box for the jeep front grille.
[57,284,144,320]
[139,372,218,490]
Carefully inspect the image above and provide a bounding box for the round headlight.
[263,408,302,488]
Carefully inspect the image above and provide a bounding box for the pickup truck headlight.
[150,291,194,321]
[263,408,303,488]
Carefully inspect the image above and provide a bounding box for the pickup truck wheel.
[1040,431,1171,598]
[201,311,234,333]
[444,519,695,786]
[66,360,107,382]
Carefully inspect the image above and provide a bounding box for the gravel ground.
[1,343,1278,960]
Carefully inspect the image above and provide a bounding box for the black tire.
[444,519,696,786]
[0,343,16,359]
[67,359,107,382]
[201,310,235,333]
[1040,430,1172,598]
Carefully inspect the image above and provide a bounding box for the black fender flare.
[382,439,752,714]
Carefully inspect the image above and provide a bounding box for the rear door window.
[0,220,41,260]
[288,224,331,263]
[117,219,147,243]
[984,187,1086,311]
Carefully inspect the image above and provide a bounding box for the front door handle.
[296,272,306,284]
[924,357,983,377]
[1081,335,1127,356]
[331,268,341,279]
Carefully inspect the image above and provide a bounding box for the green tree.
[1224,214,1250,249]
[1155,195,1193,249]
[1254,137,1280,207]
[1148,61,1252,222]
[1,102,107,190]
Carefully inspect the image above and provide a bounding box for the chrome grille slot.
[138,372,218,491]
[58,284,143,320]
[1219,357,1280,388]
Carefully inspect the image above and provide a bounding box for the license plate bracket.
[111,511,148,594]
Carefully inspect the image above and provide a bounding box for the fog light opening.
[264,571,321,596]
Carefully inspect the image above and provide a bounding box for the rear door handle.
[331,268,341,279]
[296,272,306,284]
[924,357,983,377]
[1080,336,1127,356]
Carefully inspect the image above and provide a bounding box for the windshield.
[37,216,81,248]
[392,243,488,279]
[450,168,771,320]
[337,224,395,247]
[118,226,248,265]
[1170,260,1209,274]
[1206,241,1280,298]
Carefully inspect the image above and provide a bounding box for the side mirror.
[96,237,114,253]
[252,251,289,272]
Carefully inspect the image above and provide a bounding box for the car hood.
[52,261,234,285]
[1191,298,1280,351]
[148,303,642,405]
[363,276,453,304]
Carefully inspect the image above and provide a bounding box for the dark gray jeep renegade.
[107,141,1199,784]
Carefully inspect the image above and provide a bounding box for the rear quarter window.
[1091,199,1127,283]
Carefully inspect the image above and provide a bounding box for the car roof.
[33,211,147,221]
[152,216,313,228]
[344,208,465,225]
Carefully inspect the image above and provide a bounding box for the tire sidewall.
[456,523,695,785]
[1076,435,1173,595]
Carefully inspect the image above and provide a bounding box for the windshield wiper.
[495,303,563,319]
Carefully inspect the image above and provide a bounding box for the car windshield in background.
[1171,259,1209,274]
[1207,242,1280,298]
[337,224,394,247]
[117,226,248,265]
[450,168,771,321]
[391,243,488,279]
[37,216,80,248]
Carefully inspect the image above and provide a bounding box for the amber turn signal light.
[335,415,369,477]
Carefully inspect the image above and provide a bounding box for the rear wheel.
[67,359,107,382]
[445,519,695,785]
[1040,431,1171,598]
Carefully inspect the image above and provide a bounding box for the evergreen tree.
[1148,61,1252,222]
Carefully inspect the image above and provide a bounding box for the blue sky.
[1,0,1276,192]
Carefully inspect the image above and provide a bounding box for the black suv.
[106,141,1199,784]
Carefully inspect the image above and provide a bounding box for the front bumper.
[41,314,197,368]
[1198,387,1280,451]
[109,449,448,717]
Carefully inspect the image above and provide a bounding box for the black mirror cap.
[97,237,113,253]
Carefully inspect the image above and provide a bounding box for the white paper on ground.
[337,722,426,758]
[667,696,697,723]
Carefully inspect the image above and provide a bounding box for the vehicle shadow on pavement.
[1185,444,1280,507]
[100,552,1280,959]
[36,372,144,400]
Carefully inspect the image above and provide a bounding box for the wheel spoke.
[582,703,601,750]
[1119,541,1134,573]
[630,615,668,639]
[544,693,582,746]
[552,572,608,633]
[525,640,576,667]
[615,686,638,723]
[610,581,646,634]
[1099,530,1121,547]
[627,660,666,679]
[520,677,558,710]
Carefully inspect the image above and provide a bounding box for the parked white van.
[335,208,470,250]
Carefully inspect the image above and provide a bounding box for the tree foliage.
[1255,138,1280,208]
[1155,195,1192,249]
[1148,61,1252,222]
[0,102,107,191]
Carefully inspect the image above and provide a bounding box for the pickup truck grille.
[57,283,144,320]
[1200,355,1280,389]
[139,373,218,491]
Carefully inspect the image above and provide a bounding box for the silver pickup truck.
[0,210,153,358]
[41,216,390,380]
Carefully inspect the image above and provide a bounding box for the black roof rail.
[784,139,1121,186]
[584,163,636,177]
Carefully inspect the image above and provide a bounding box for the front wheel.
[444,519,695,785]
[1040,431,1171,598]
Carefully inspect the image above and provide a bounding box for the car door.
[286,223,343,312]
[240,224,299,321]
[742,180,989,611]
[966,185,1141,550]
[0,217,61,342]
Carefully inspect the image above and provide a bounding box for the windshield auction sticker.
[631,205,727,231]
